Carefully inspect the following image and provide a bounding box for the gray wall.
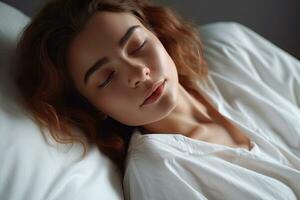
[2,0,46,17]
[2,0,299,59]
[154,0,300,60]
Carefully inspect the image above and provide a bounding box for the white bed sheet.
[123,22,300,200]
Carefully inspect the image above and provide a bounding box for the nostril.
[144,67,150,76]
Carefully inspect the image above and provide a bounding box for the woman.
[16,0,212,169]
[16,0,300,199]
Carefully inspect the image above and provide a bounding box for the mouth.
[141,79,166,107]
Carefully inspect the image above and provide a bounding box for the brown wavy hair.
[16,0,208,174]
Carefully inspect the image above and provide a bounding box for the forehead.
[69,11,143,54]
[67,11,144,84]
[81,11,142,41]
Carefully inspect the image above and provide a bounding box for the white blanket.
[123,22,300,200]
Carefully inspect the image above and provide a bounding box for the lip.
[141,79,166,106]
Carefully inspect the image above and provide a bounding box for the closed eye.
[97,40,148,89]
[98,71,115,88]
[130,40,147,55]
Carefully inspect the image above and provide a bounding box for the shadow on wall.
[2,0,300,59]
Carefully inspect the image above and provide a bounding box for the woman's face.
[67,11,179,126]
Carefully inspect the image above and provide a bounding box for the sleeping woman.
[16,0,300,199]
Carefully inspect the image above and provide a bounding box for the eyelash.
[98,71,115,88]
[129,40,147,55]
[97,40,148,89]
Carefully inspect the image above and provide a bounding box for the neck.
[141,84,213,136]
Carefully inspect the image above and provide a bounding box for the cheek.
[151,36,174,62]
[95,94,141,125]
[152,42,178,78]
[93,87,137,115]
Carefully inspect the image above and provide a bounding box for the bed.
[1,1,299,200]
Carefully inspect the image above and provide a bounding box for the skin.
[67,11,213,136]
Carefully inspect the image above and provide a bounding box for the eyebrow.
[83,25,141,85]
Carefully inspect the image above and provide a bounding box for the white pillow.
[0,2,124,200]
[198,22,300,108]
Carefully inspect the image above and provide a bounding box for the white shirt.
[123,22,300,200]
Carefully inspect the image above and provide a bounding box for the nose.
[126,63,151,88]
